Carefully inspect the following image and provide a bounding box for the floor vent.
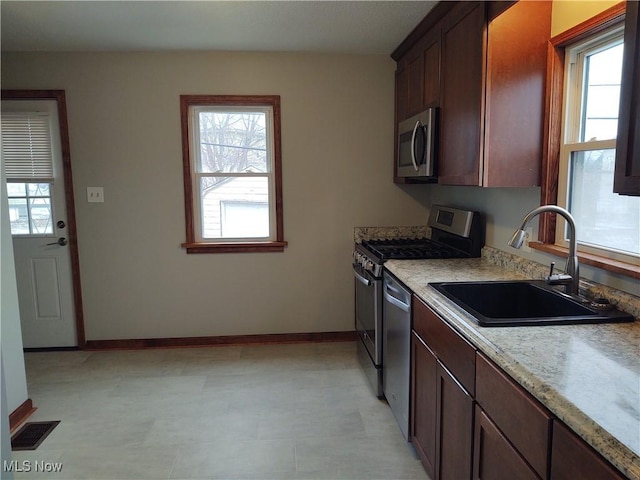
[11,421,60,451]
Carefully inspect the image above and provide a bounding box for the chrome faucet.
[508,205,580,296]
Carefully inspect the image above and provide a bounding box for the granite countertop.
[384,257,640,480]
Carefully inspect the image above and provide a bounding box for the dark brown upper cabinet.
[614,0,640,195]
[439,1,552,186]
[483,1,552,187]
[393,1,552,187]
[396,28,442,124]
[438,2,485,186]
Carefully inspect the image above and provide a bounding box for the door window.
[6,182,53,235]
[1,111,56,236]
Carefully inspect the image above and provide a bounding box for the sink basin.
[429,280,634,327]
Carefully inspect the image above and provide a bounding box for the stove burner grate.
[361,238,467,261]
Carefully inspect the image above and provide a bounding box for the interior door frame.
[2,89,86,348]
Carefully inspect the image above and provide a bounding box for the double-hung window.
[180,95,286,253]
[557,25,640,265]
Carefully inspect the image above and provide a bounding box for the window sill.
[182,241,288,254]
[529,242,640,279]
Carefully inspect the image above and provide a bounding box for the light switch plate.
[87,187,104,203]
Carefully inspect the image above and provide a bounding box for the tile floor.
[11,341,429,479]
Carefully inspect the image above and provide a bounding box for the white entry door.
[2,99,77,348]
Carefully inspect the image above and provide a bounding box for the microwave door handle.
[425,112,435,176]
[410,120,421,171]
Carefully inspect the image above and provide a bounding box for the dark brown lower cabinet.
[410,297,628,480]
[412,295,476,480]
[473,406,540,480]
[436,362,474,480]
[410,338,475,480]
[475,353,551,477]
[411,332,437,479]
[551,421,626,480]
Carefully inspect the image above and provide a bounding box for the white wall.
[1,51,430,340]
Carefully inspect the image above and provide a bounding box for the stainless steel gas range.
[353,205,484,438]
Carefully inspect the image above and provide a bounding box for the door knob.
[57,220,66,229]
[47,237,68,246]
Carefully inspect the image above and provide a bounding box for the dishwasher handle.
[383,288,411,313]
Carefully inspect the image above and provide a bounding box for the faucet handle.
[547,261,573,285]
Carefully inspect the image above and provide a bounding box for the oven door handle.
[353,265,372,286]
[383,289,411,313]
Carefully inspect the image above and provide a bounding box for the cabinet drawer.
[473,406,539,480]
[476,353,552,478]
[551,421,626,480]
[413,295,476,395]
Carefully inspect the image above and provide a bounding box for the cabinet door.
[476,353,551,477]
[397,44,426,122]
[483,0,551,187]
[436,362,474,480]
[407,49,425,117]
[551,421,626,480]
[614,0,640,195]
[422,28,441,109]
[438,1,485,186]
[396,66,409,124]
[411,332,437,478]
[473,406,540,480]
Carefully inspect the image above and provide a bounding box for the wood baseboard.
[9,399,36,432]
[84,331,357,350]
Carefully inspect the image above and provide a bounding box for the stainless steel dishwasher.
[382,270,412,441]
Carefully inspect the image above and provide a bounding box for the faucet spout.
[508,205,580,296]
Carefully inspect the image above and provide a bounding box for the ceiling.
[1,1,436,55]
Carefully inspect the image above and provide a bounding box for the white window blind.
[1,112,54,182]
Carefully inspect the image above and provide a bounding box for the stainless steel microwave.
[397,108,437,179]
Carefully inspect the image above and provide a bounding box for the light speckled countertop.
[384,257,640,480]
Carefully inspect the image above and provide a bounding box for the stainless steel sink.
[429,280,634,327]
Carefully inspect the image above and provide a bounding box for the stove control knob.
[365,260,374,271]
